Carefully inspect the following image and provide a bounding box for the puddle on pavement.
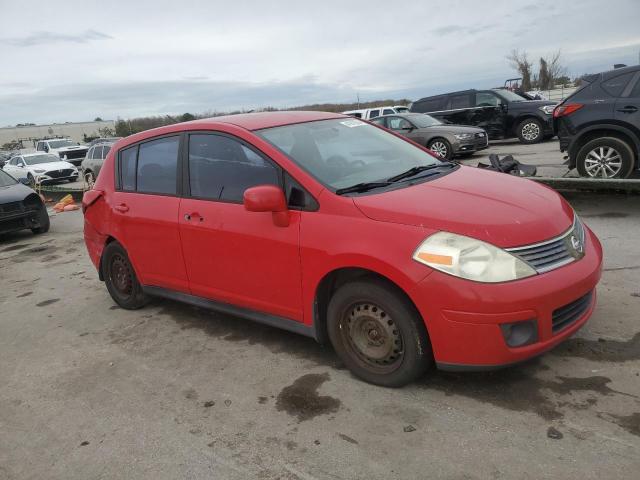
[276,373,341,422]
[551,333,640,362]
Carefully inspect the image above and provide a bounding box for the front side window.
[257,118,443,190]
[382,108,395,115]
[368,109,380,118]
[188,134,279,202]
[388,117,412,130]
[136,136,179,194]
[476,92,501,107]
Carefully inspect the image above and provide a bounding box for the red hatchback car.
[83,111,603,387]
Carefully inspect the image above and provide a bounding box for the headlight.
[454,133,474,140]
[33,169,46,173]
[540,105,555,115]
[413,232,537,283]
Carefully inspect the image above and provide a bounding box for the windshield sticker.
[340,119,366,128]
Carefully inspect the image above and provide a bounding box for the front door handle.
[185,212,204,222]
[114,203,129,213]
[617,106,638,113]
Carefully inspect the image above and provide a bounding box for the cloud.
[1,29,112,47]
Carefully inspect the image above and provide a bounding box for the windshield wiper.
[386,163,453,183]
[335,181,392,195]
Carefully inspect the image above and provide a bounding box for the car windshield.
[24,154,59,165]
[0,169,18,187]
[257,118,443,190]
[493,89,526,102]
[48,139,76,148]
[409,114,442,128]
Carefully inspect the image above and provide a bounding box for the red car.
[83,111,602,387]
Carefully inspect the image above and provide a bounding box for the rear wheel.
[576,137,634,179]
[27,173,35,188]
[102,242,150,309]
[516,118,544,144]
[84,171,95,184]
[427,138,453,160]
[327,279,432,387]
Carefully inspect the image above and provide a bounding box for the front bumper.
[408,226,603,369]
[37,173,79,184]
[454,136,489,154]
[0,210,41,234]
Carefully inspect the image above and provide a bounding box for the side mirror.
[243,185,289,227]
[43,146,49,152]
[19,177,30,185]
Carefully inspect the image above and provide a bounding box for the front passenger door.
[179,133,304,321]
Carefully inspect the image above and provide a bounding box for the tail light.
[553,103,583,118]
[82,189,103,213]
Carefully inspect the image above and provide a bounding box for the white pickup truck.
[35,138,88,167]
[341,105,409,120]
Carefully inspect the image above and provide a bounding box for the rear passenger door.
[441,93,472,126]
[614,71,640,129]
[111,135,189,293]
[178,132,303,321]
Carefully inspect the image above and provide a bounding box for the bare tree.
[545,50,568,86]
[507,49,533,91]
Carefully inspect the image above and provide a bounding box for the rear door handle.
[184,212,204,222]
[617,106,638,113]
[114,203,129,213]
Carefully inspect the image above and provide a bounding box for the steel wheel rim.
[521,122,540,141]
[341,302,404,372]
[110,254,133,296]
[430,141,448,158]
[584,146,622,178]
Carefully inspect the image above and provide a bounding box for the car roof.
[601,64,640,80]
[184,111,344,131]
[22,152,58,157]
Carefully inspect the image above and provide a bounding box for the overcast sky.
[1,0,639,125]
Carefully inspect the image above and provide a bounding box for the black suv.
[554,65,640,179]
[409,88,556,144]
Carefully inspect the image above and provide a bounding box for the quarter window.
[120,146,137,191]
[136,136,179,195]
[188,134,279,202]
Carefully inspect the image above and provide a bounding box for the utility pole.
[357,93,360,109]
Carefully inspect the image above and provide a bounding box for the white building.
[0,120,116,149]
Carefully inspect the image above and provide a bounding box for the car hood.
[0,182,35,203]
[418,125,484,134]
[352,166,574,248]
[28,161,76,170]
[54,145,87,152]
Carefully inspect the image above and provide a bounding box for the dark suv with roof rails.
[410,88,556,144]
[554,65,640,179]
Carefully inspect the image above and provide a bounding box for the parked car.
[0,168,49,236]
[371,113,488,160]
[554,65,640,179]
[83,111,602,387]
[35,138,88,166]
[82,141,116,183]
[342,106,409,120]
[410,88,556,144]
[3,153,79,185]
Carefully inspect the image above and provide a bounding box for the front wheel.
[576,137,635,179]
[427,138,453,160]
[102,242,150,310]
[31,205,50,234]
[516,118,544,144]
[327,279,432,387]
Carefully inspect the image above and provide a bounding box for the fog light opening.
[500,319,538,348]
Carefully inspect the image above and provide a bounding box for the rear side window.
[120,146,137,191]
[136,136,179,194]
[412,97,446,113]
[87,147,95,160]
[601,72,635,97]
[188,134,279,202]
[449,94,471,109]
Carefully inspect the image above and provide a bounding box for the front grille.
[506,216,585,273]
[60,150,86,159]
[475,132,486,138]
[46,168,74,178]
[552,291,593,333]
[0,201,23,216]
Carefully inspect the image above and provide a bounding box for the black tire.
[327,279,432,387]
[427,138,453,160]
[102,241,150,310]
[31,205,50,234]
[516,118,544,144]
[576,136,635,179]
[84,171,95,184]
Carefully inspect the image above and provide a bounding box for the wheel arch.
[512,114,543,136]
[313,266,429,345]
[568,125,639,168]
